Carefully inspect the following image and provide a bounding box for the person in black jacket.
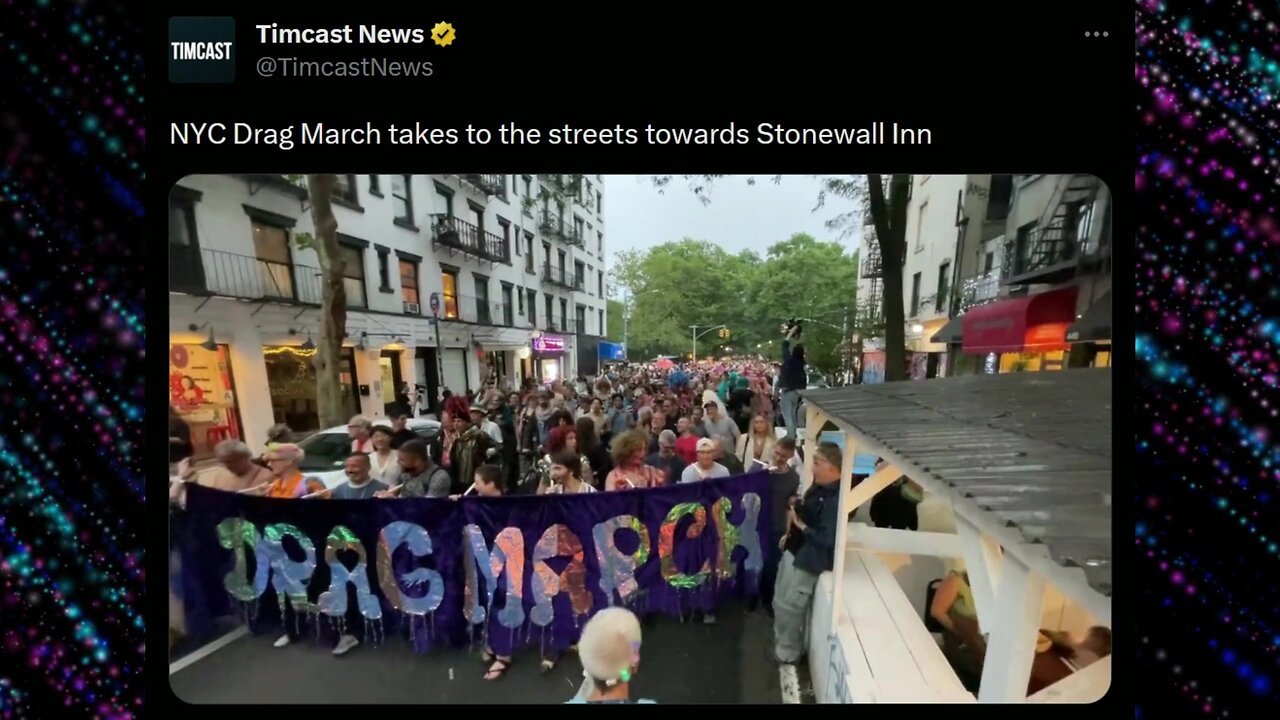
[773,441,842,665]
[776,321,806,440]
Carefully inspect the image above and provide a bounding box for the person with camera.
[776,320,807,441]
[773,441,842,665]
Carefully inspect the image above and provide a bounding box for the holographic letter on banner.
[592,515,650,605]
[712,493,764,579]
[376,521,444,616]
[463,525,525,629]
[316,526,383,622]
[530,524,592,627]
[659,503,712,589]
[216,517,259,602]
[257,523,317,613]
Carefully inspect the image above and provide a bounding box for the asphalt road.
[170,602,788,704]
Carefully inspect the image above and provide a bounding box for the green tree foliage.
[611,233,858,373]
[651,174,910,381]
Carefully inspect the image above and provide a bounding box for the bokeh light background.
[1137,0,1280,716]
[0,1,146,718]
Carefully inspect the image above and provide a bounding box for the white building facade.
[168,174,608,457]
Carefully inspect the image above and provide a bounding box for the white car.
[296,417,442,488]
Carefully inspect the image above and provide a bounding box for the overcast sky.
[602,175,861,276]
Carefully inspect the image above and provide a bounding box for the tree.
[287,174,350,428]
[611,239,748,358]
[651,174,910,381]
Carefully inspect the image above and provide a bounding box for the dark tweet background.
[0,0,1243,716]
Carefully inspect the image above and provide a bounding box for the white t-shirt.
[681,462,730,483]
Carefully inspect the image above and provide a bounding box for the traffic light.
[718,327,731,339]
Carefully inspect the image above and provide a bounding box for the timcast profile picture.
[169,17,236,84]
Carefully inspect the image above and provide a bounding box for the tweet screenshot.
[150,4,1126,709]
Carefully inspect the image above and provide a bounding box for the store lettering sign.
[532,336,565,353]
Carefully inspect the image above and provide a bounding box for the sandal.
[480,648,496,665]
[483,658,512,681]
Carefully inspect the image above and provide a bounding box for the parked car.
[296,417,441,488]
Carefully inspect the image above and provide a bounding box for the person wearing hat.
[470,405,504,447]
[680,438,730,484]
[566,608,656,704]
[773,441,843,665]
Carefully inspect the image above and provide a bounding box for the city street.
[170,603,797,704]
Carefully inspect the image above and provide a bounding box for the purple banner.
[177,473,771,656]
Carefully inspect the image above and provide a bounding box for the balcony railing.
[539,174,581,197]
[1001,220,1078,284]
[462,174,505,196]
[960,272,1001,311]
[543,265,584,291]
[437,293,526,328]
[431,215,511,264]
[538,211,584,247]
[169,245,372,308]
[861,249,883,279]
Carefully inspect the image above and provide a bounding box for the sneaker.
[702,612,717,625]
[332,634,360,656]
[273,634,291,648]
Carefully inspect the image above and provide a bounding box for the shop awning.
[929,315,965,345]
[1065,290,1112,343]
[961,286,1078,355]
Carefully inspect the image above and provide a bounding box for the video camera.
[781,318,803,338]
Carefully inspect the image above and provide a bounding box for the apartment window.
[525,233,535,273]
[574,260,585,289]
[510,175,519,200]
[468,201,485,234]
[560,298,569,330]
[435,183,454,219]
[910,272,922,316]
[527,289,537,324]
[333,174,358,205]
[251,220,294,299]
[376,247,392,292]
[575,305,587,335]
[441,269,460,319]
[474,274,491,324]
[497,217,511,257]
[1015,222,1037,275]
[399,259,419,306]
[597,230,603,254]
[597,270,604,297]
[388,175,413,226]
[983,251,995,274]
[558,250,566,279]
[339,243,367,308]
[936,262,951,313]
[573,216,584,244]
[501,283,514,326]
[914,200,927,252]
[598,309,604,337]
[523,175,533,200]
[596,190,602,215]
[368,174,382,197]
[169,194,202,288]
[545,295,554,329]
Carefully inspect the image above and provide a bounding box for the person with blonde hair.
[567,608,655,704]
[258,444,326,499]
[347,415,375,454]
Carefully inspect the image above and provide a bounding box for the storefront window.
[169,343,243,458]
[263,346,359,432]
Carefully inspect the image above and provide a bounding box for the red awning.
[961,286,1078,355]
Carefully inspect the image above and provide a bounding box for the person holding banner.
[604,430,667,491]
[539,451,598,495]
[259,444,326,499]
[382,440,451,498]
